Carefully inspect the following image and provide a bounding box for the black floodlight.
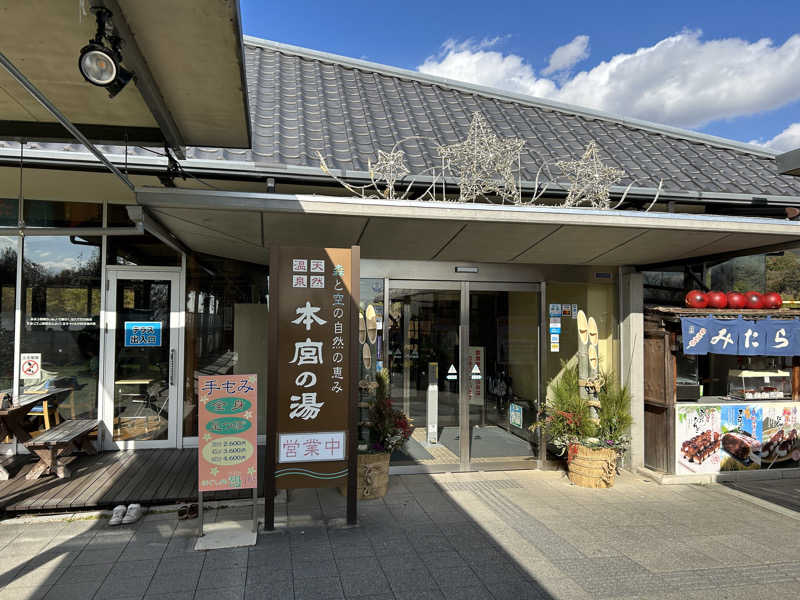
[78,8,132,98]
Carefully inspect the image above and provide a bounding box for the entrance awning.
[0,1,250,151]
[135,188,800,268]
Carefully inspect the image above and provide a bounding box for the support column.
[620,269,644,470]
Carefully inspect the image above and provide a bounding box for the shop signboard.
[197,374,258,491]
[675,402,800,474]
[268,246,358,499]
[676,405,721,474]
[719,405,762,471]
[681,317,800,356]
[761,403,800,468]
[509,403,523,429]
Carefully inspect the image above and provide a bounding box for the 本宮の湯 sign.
[124,321,162,347]
[197,374,258,492]
[267,246,359,527]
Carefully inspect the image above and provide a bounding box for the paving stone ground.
[0,470,799,599]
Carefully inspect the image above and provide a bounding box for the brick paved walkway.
[0,470,798,599]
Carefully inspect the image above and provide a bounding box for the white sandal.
[109,505,126,526]
[122,503,143,524]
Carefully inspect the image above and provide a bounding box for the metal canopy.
[0,1,250,150]
[135,188,800,268]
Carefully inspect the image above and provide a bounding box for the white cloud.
[542,35,589,75]
[418,30,800,129]
[751,123,800,152]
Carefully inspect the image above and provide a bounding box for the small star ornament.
[556,141,625,209]
[202,433,212,441]
[438,112,525,204]
[247,466,256,475]
[209,467,219,476]
[369,149,410,198]
[243,410,253,420]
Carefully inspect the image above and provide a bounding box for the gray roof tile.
[3,37,799,198]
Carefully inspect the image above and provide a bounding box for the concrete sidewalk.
[0,470,798,600]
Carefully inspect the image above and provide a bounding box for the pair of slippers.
[109,503,142,526]
[177,504,198,520]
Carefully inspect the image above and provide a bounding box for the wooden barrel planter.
[340,452,390,499]
[567,444,618,488]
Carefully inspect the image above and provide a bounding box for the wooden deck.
[0,448,259,514]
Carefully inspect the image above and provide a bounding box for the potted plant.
[597,374,634,472]
[356,369,413,499]
[533,363,624,488]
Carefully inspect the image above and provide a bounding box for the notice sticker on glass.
[562,305,572,317]
[550,341,560,353]
[549,317,561,334]
[572,304,578,319]
[550,333,560,344]
[549,304,562,317]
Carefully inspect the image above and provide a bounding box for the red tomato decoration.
[763,292,783,309]
[685,290,708,308]
[745,291,763,309]
[706,291,727,309]
[727,292,747,309]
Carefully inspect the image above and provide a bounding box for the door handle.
[169,349,175,387]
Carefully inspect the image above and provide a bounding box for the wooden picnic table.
[0,388,75,479]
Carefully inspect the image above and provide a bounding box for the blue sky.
[242,0,800,150]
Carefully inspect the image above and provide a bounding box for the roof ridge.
[242,35,777,160]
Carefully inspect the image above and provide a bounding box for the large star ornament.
[438,112,525,204]
[556,141,625,209]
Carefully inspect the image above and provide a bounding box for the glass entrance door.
[388,284,461,468]
[468,284,541,467]
[386,280,542,470]
[102,270,180,449]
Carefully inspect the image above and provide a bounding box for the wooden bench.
[23,419,98,480]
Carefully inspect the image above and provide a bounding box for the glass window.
[184,254,268,436]
[19,236,101,434]
[0,199,19,227]
[24,199,102,228]
[107,233,181,267]
[0,237,16,394]
[358,279,384,449]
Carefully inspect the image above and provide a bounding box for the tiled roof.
[238,39,800,197]
[3,36,800,198]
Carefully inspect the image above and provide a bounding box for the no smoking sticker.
[21,353,41,381]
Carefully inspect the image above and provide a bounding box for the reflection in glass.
[469,291,538,462]
[20,236,101,435]
[113,280,171,441]
[0,237,16,393]
[24,199,102,228]
[107,233,181,267]
[184,255,268,436]
[358,279,384,449]
[388,289,460,465]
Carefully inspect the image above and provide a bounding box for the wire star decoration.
[556,141,625,209]
[369,149,410,198]
[438,112,525,204]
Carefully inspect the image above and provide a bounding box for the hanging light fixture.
[78,7,132,98]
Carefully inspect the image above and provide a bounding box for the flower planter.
[339,452,390,500]
[567,444,618,488]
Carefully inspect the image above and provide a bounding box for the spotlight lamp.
[78,7,133,98]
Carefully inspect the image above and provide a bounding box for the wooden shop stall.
[644,306,800,476]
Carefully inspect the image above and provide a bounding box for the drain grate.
[440,479,522,492]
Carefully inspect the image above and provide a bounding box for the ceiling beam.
[0,120,163,146]
[100,0,186,159]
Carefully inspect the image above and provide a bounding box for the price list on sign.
[197,374,258,491]
[268,246,358,492]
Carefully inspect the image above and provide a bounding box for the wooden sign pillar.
[266,246,360,530]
